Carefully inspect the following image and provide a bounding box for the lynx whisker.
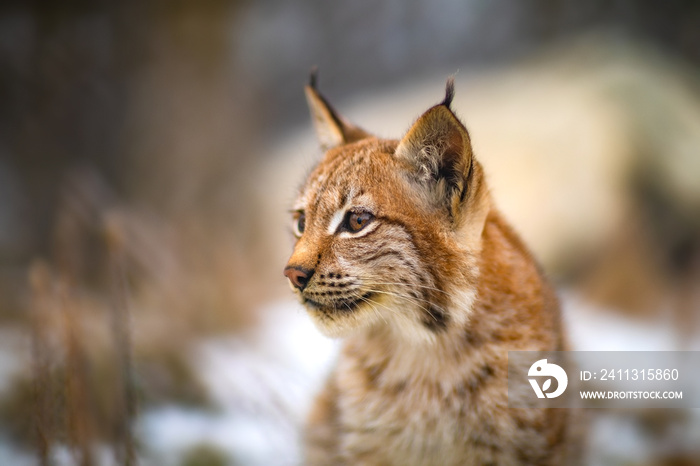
[362,283,442,308]
[364,280,452,296]
[357,295,389,326]
[363,288,436,319]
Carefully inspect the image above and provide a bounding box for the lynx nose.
[284,266,313,291]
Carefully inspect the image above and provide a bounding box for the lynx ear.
[305,69,370,151]
[395,78,473,219]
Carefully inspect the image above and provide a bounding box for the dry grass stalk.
[104,212,137,466]
[28,260,54,466]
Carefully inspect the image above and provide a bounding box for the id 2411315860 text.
[581,369,679,382]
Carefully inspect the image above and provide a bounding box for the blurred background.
[1,0,699,465]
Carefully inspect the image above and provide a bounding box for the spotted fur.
[285,76,581,465]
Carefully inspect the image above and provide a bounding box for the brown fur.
[285,77,579,465]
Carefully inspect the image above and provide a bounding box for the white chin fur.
[306,305,380,338]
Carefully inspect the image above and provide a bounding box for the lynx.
[284,73,578,465]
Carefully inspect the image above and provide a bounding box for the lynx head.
[284,73,490,341]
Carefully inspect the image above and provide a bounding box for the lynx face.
[285,77,488,340]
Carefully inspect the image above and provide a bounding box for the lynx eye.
[344,210,374,233]
[293,212,306,237]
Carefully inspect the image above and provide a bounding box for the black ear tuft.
[304,68,371,150]
[441,77,455,108]
[309,66,319,89]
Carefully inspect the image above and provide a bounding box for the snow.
[4,295,695,464]
[138,300,339,465]
[563,291,700,351]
